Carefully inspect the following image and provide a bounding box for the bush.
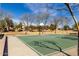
[0,34,4,39]
[63,25,70,30]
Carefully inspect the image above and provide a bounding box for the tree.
[63,25,70,30]
[35,14,42,35]
[72,22,79,30]
[41,12,49,33]
[0,20,6,32]
[4,17,14,31]
[0,9,13,32]
[15,22,22,32]
[44,4,69,33]
[65,3,79,55]
[50,16,68,33]
[35,13,47,35]
[0,9,5,20]
[49,24,55,31]
[28,14,37,32]
[53,16,68,33]
[0,10,5,33]
[21,13,31,34]
[52,17,61,33]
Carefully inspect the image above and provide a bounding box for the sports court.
[18,34,78,56]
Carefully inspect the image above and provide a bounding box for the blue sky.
[0,3,79,26]
[0,3,32,22]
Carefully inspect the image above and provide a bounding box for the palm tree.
[65,3,79,56]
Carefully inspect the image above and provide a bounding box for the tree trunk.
[55,29,56,34]
[78,30,79,55]
[39,26,41,35]
[55,27,57,34]
[65,3,79,56]
[23,21,27,35]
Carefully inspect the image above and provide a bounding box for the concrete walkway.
[0,36,6,56]
[0,40,3,56]
[8,36,38,56]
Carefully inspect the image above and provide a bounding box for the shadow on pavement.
[32,40,71,56]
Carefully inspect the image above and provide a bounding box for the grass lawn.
[18,34,78,55]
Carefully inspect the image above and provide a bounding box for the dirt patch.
[3,30,77,36]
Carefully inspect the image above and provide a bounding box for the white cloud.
[40,23,44,26]
[26,4,50,14]
[26,3,58,16]
[12,18,20,24]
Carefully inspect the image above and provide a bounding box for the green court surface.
[18,34,78,55]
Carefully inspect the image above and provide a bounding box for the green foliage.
[15,22,22,29]
[29,25,36,32]
[63,25,70,30]
[49,24,55,31]
[37,26,42,32]
[4,17,14,27]
[0,20,6,30]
